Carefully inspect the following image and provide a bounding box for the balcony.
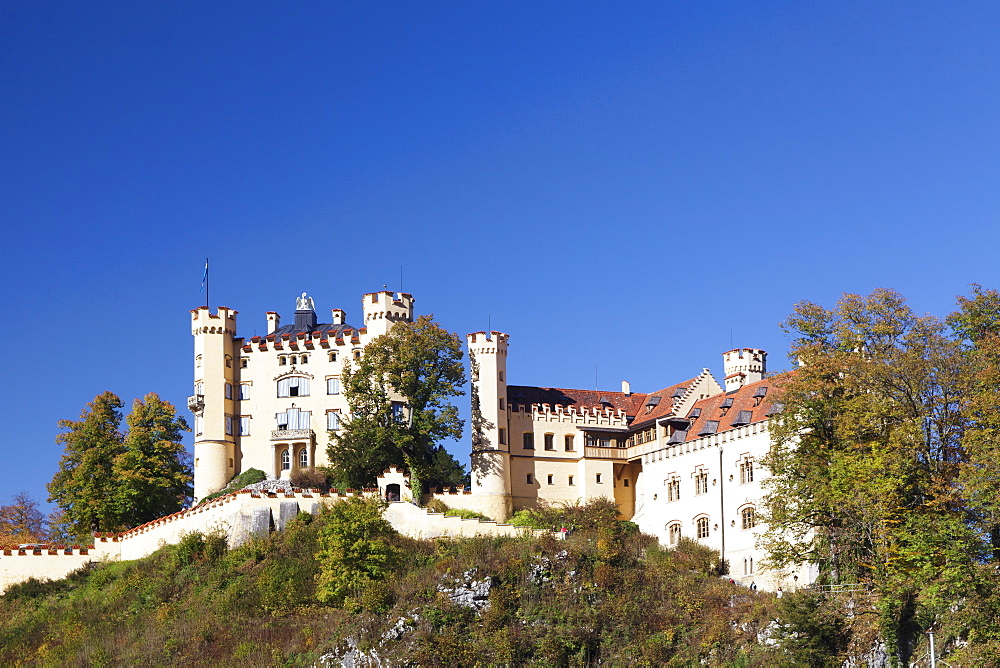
[271,429,315,441]
[187,394,205,413]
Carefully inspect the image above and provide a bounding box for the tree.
[761,289,977,665]
[48,391,192,538]
[327,315,467,497]
[0,492,47,544]
[315,497,401,606]
[113,393,192,527]
[47,391,125,537]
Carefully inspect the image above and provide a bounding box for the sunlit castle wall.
[190,292,416,501]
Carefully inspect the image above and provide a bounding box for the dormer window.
[731,410,753,427]
[753,386,768,406]
[645,396,661,414]
[719,397,733,415]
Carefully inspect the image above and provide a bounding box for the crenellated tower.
[362,291,415,337]
[467,330,512,520]
[723,348,767,391]
[190,306,239,500]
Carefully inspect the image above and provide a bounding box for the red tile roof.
[506,386,649,416]
[680,376,775,442]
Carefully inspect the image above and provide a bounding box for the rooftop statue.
[296,292,315,311]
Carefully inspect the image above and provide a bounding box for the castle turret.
[467,331,512,521]
[362,291,415,337]
[191,306,239,500]
[723,348,767,392]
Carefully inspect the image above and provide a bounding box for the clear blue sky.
[3,2,999,510]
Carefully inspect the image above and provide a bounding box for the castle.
[191,291,814,590]
[189,291,415,500]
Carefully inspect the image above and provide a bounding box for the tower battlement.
[723,348,767,391]
[190,306,237,335]
[363,291,414,336]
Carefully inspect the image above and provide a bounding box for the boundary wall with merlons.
[1,489,552,593]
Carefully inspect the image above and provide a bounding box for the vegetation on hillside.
[0,500,788,666]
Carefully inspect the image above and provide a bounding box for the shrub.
[199,468,267,503]
[290,467,329,491]
[315,497,401,606]
[425,498,449,514]
[444,508,493,521]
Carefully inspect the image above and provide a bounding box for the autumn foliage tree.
[0,492,47,545]
[47,391,191,539]
[761,289,983,664]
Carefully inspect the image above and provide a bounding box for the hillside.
[0,500,803,666]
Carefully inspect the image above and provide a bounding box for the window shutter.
[239,384,250,400]
[240,416,250,436]
[327,378,341,395]
[277,378,291,397]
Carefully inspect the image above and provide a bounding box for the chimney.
[331,309,345,325]
[621,380,631,396]
[266,312,280,335]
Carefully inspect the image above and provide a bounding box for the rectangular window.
[568,475,574,486]
[564,435,575,451]
[225,416,233,436]
[225,383,233,400]
[596,473,603,483]
[523,433,534,450]
[327,377,341,395]
[667,479,680,502]
[498,427,507,445]
[499,398,505,410]
[547,474,553,485]
[544,434,554,451]
[392,402,405,422]
[526,473,532,484]
[327,411,341,431]
[239,416,250,436]
[741,459,755,484]
[240,358,248,368]
[623,479,629,487]
[278,376,310,398]
[239,384,250,400]
[194,416,203,436]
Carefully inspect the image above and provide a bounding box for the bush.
[425,498,449,514]
[445,508,493,521]
[199,468,267,503]
[315,497,401,606]
[290,467,330,491]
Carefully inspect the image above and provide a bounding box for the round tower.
[467,331,512,521]
[190,306,239,500]
[723,348,767,392]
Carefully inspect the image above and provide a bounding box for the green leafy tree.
[315,497,401,606]
[0,492,48,544]
[761,289,977,665]
[327,315,466,497]
[113,393,192,527]
[48,391,192,538]
[47,391,125,537]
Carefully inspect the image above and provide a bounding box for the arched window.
[741,507,756,530]
[696,516,710,539]
[668,522,681,546]
[299,448,309,469]
[281,449,290,470]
